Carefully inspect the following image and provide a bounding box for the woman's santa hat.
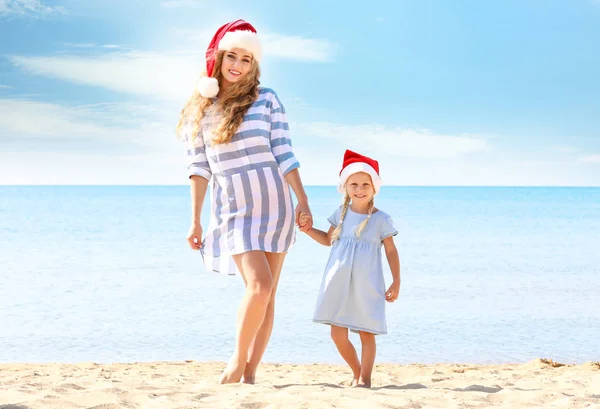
[338,149,382,194]
[197,19,262,98]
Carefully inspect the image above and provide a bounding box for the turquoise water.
[1,186,599,364]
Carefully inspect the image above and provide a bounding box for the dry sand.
[1,359,599,408]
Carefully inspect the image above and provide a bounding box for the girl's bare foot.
[219,358,246,384]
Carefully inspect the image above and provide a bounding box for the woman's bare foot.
[348,368,361,387]
[241,375,255,384]
[240,363,256,384]
[358,377,372,388]
[219,358,246,384]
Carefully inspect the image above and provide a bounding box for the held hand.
[187,223,203,250]
[385,280,400,302]
[298,212,312,233]
[295,202,313,233]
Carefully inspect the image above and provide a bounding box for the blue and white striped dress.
[183,88,300,275]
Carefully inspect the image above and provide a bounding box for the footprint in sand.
[60,383,86,390]
[85,405,120,409]
[239,403,268,409]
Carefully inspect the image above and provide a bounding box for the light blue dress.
[313,206,398,335]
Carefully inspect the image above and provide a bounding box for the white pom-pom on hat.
[197,76,219,98]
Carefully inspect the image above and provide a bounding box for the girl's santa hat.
[197,19,262,98]
[338,150,382,194]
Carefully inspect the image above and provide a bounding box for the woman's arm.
[187,175,209,250]
[268,90,312,232]
[284,168,313,232]
[382,236,401,302]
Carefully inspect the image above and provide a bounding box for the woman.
[176,19,313,384]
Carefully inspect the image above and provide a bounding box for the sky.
[0,0,599,186]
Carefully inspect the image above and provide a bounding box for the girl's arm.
[304,225,335,247]
[382,236,401,302]
[186,175,209,250]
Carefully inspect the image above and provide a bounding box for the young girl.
[177,19,312,384]
[301,149,401,388]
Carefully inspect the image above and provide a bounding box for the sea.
[1,186,599,365]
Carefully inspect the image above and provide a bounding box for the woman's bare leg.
[242,252,286,384]
[358,331,376,388]
[330,325,361,386]
[219,251,273,384]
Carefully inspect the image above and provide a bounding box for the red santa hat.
[197,19,262,98]
[338,150,382,194]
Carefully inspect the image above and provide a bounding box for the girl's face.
[220,48,253,86]
[345,172,375,204]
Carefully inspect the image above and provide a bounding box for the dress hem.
[201,245,292,276]
[313,319,387,335]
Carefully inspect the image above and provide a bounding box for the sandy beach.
[1,359,599,409]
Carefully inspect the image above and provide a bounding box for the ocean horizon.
[1,185,599,365]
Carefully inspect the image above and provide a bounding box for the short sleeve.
[327,207,342,227]
[380,214,398,240]
[179,118,212,181]
[267,89,300,176]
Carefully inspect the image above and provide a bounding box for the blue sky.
[1,0,599,186]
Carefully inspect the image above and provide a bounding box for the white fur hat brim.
[338,162,382,194]
[218,30,262,62]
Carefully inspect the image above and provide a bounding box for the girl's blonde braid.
[355,197,374,238]
[330,193,351,243]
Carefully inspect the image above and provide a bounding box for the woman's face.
[220,48,253,85]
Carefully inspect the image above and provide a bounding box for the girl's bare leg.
[242,252,286,384]
[330,325,361,386]
[220,251,273,384]
[358,331,376,388]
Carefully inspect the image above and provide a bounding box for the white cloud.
[0,151,184,185]
[62,43,123,49]
[9,29,335,99]
[296,122,492,158]
[547,146,579,153]
[160,0,206,8]
[1,99,114,139]
[578,154,600,163]
[1,98,598,186]
[169,28,335,62]
[10,52,202,101]
[0,98,181,151]
[0,85,12,89]
[0,0,66,18]
[63,43,96,48]
[0,98,186,185]
[261,34,335,62]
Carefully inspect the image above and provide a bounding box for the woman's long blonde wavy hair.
[176,50,261,144]
[330,193,375,243]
